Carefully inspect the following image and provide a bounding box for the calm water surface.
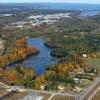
[23,38,58,76]
[80,11,100,17]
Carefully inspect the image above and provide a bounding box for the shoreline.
[4,51,39,68]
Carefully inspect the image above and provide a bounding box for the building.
[58,84,65,91]
[73,87,82,92]
[40,84,46,90]
[74,78,81,84]
[0,39,5,50]
[82,53,88,58]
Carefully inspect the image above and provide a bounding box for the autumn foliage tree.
[5,69,17,84]
[90,53,97,59]
[0,38,38,68]
[24,68,36,85]
[0,68,3,79]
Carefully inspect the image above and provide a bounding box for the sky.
[1,0,100,4]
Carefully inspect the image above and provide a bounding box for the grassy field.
[80,79,92,88]
[87,56,100,73]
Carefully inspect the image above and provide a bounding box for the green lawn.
[87,57,100,73]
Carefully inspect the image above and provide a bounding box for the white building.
[58,84,65,91]
[73,87,82,92]
[82,53,88,58]
[0,39,4,50]
[74,78,81,84]
[40,84,46,90]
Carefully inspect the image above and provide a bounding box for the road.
[26,89,75,97]
[0,82,10,89]
[76,76,100,100]
[0,81,75,99]
[0,82,11,99]
[48,94,57,100]
[0,91,11,99]
[1,76,100,100]
[88,86,100,100]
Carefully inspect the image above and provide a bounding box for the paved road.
[0,91,11,99]
[1,77,100,100]
[88,86,100,100]
[76,76,100,100]
[26,89,75,97]
[48,94,57,100]
[0,82,10,89]
[0,81,75,98]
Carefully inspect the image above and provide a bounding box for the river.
[22,38,58,76]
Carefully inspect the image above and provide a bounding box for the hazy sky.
[1,0,100,4]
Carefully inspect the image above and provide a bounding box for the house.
[74,78,81,84]
[0,39,4,50]
[58,84,65,91]
[78,68,84,74]
[16,25,23,29]
[73,87,82,92]
[82,53,88,58]
[40,84,46,90]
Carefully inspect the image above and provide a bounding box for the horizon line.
[0,2,100,5]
